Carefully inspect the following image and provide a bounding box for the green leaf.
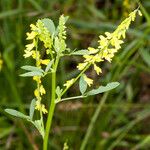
[56,86,63,100]
[20,71,43,77]
[71,50,90,55]
[140,49,150,66]
[86,82,120,96]
[5,109,30,120]
[0,127,14,139]
[29,99,36,120]
[34,120,44,138]
[45,59,54,72]
[133,135,150,149]
[42,18,55,35]
[64,16,69,22]
[21,65,44,73]
[79,75,87,95]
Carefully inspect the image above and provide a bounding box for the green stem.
[43,56,59,150]
[43,71,56,150]
[57,95,86,103]
[80,93,108,150]
[61,63,91,97]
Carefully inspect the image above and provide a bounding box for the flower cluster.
[24,15,68,114]
[24,20,52,114]
[77,9,142,86]
[0,53,3,71]
[24,20,52,58]
[54,15,68,54]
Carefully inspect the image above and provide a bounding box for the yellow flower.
[41,59,50,65]
[23,50,33,58]
[83,55,93,62]
[64,78,75,88]
[41,104,48,114]
[33,76,41,83]
[138,10,142,16]
[105,32,112,39]
[32,50,41,59]
[40,85,46,95]
[35,101,48,114]
[34,89,40,99]
[26,31,37,40]
[34,85,46,98]
[94,64,102,75]
[88,47,98,54]
[83,75,93,87]
[25,43,35,51]
[77,62,88,70]
[98,35,108,49]
[30,24,38,30]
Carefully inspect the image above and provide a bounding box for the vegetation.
[0,0,150,149]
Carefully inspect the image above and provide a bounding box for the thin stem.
[57,95,86,103]
[80,93,108,150]
[61,63,91,97]
[43,71,56,150]
[43,56,59,150]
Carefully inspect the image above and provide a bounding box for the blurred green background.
[0,0,150,149]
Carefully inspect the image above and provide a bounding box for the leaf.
[86,82,120,96]
[79,75,87,95]
[5,109,30,120]
[56,86,63,102]
[140,49,150,66]
[29,99,36,120]
[133,135,150,149]
[45,59,54,72]
[20,71,43,77]
[0,127,14,139]
[71,50,90,55]
[21,65,44,73]
[34,120,44,138]
[42,18,55,35]
[64,16,69,22]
